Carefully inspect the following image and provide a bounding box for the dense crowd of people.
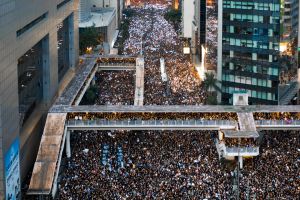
[93,4,208,106]
[58,130,300,199]
[240,131,300,199]
[67,112,238,121]
[42,2,300,200]
[97,57,136,65]
[95,71,135,105]
[126,5,207,105]
[59,130,232,199]
[224,138,257,147]
[253,112,300,120]
[205,4,218,70]
[66,111,300,122]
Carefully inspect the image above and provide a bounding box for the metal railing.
[97,63,136,67]
[226,147,259,154]
[255,120,300,126]
[66,119,237,127]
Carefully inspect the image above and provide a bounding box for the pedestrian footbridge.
[28,108,300,198]
[66,119,237,130]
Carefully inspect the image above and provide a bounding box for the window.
[17,12,48,37]
[57,0,72,9]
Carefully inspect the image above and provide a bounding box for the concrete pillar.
[42,35,50,104]
[68,13,75,69]
[238,156,243,169]
[66,131,71,158]
[217,0,223,103]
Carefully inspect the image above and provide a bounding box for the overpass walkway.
[28,114,300,197]
[97,63,136,71]
[66,119,237,130]
[49,105,300,113]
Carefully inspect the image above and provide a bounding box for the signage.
[5,138,21,200]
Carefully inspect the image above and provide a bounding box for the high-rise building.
[217,0,284,105]
[0,0,79,198]
[283,0,299,40]
[181,0,195,38]
[192,0,206,61]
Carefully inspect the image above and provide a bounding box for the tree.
[79,27,103,54]
[203,72,222,105]
[203,72,221,93]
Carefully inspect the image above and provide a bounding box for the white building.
[79,0,120,49]
[181,0,195,38]
[0,0,79,198]
[90,0,124,27]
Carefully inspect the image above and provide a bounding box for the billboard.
[5,138,21,200]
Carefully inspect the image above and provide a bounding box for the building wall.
[283,0,299,39]
[192,0,206,60]
[0,0,79,197]
[90,0,123,27]
[218,0,281,105]
[182,0,194,38]
[107,14,117,46]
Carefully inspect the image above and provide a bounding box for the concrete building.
[0,0,79,198]
[79,0,119,49]
[218,0,300,105]
[192,0,206,62]
[282,0,299,40]
[217,0,282,105]
[181,0,194,38]
[90,0,124,27]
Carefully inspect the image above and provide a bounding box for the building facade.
[181,0,195,38]
[192,0,207,61]
[0,0,79,198]
[282,0,299,40]
[218,0,281,105]
[90,0,124,27]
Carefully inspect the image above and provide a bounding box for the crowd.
[240,131,300,199]
[205,4,218,70]
[224,138,257,147]
[98,4,208,106]
[58,130,300,199]
[94,71,135,105]
[67,111,300,121]
[55,2,300,199]
[254,112,300,120]
[67,112,238,121]
[96,57,136,65]
[59,130,233,199]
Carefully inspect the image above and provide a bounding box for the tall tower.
[218,0,281,105]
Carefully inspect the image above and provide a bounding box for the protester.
[58,130,299,199]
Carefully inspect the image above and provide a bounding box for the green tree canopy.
[203,72,221,93]
[79,27,103,54]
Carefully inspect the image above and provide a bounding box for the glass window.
[252,90,257,98]
[252,78,257,85]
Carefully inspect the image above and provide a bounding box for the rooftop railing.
[66,119,238,127]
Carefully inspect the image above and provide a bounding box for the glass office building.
[219,1,281,105]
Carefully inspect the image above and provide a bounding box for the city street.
[121,4,207,105]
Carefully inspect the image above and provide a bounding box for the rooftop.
[79,8,116,28]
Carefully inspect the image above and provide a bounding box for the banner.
[5,138,21,200]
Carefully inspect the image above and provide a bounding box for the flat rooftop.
[79,8,116,28]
